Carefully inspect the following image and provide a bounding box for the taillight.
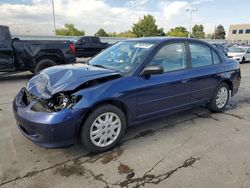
[69,44,76,55]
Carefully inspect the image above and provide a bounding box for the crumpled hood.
[26,64,120,99]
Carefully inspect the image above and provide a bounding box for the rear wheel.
[208,83,229,112]
[241,57,245,64]
[34,59,57,74]
[80,104,126,153]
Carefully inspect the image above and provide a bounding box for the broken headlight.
[32,93,82,112]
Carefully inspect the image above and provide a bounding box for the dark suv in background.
[0,25,76,75]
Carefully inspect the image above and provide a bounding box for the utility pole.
[214,25,217,40]
[186,8,198,38]
[51,0,56,36]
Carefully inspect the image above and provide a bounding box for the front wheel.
[80,104,126,153]
[241,57,245,64]
[208,83,229,112]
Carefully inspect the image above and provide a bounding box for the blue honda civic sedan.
[13,37,241,153]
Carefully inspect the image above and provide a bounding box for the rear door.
[87,37,102,56]
[187,42,224,104]
[75,37,101,57]
[0,26,15,71]
[75,37,87,57]
[136,42,192,120]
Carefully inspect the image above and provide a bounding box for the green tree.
[167,26,188,37]
[212,25,226,39]
[108,31,135,38]
[108,32,118,37]
[56,24,85,36]
[132,14,165,37]
[117,30,136,38]
[95,28,109,37]
[192,24,205,39]
[206,33,212,39]
[157,28,166,36]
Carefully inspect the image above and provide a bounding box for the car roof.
[124,37,207,44]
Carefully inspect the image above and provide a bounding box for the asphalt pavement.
[0,64,250,188]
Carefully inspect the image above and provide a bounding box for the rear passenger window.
[149,43,186,72]
[89,37,99,44]
[212,50,220,64]
[189,43,213,67]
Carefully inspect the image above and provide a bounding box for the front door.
[136,42,191,120]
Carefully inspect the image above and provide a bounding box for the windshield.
[229,47,247,53]
[88,41,156,73]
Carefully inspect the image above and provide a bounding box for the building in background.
[228,23,250,44]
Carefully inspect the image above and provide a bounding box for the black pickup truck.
[0,25,76,75]
[71,36,111,58]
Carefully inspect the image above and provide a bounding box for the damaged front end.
[21,65,121,113]
[32,93,81,112]
[22,89,81,113]
[14,88,85,149]
[21,71,82,112]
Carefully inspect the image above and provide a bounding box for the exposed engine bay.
[22,90,80,112]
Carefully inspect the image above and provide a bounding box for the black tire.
[34,59,57,74]
[241,57,245,64]
[80,104,126,153]
[208,82,230,112]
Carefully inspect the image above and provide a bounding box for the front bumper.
[229,56,242,62]
[13,89,85,148]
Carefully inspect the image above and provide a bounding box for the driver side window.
[149,43,187,72]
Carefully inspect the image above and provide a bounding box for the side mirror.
[140,65,164,76]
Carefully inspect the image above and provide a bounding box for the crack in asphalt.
[0,154,89,187]
[96,156,200,188]
[116,157,200,188]
[195,113,220,121]
[0,149,123,187]
[223,112,250,121]
[64,156,200,188]
[1,104,249,187]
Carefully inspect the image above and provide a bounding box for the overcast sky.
[0,0,249,36]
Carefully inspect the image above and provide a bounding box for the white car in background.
[228,46,250,63]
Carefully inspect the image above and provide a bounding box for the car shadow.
[60,106,210,157]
